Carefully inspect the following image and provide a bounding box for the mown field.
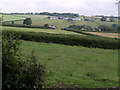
[84,32,119,38]
[20,41,118,88]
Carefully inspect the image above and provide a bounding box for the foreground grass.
[3,26,83,35]
[21,41,118,88]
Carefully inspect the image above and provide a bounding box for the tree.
[23,18,32,25]
[44,24,49,28]
[11,21,14,24]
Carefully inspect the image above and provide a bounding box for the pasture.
[2,14,119,88]
[2,15,26,22]
[21,41,118,88]
[11,15,118,29]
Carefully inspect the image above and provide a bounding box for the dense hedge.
[3,30,119,49]
[1,23,46,29]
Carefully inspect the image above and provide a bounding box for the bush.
[2,33,46,89]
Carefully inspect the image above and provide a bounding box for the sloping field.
[21,41,118,88]
[3,15,26,22]
[14,15,117,29]
[2,26,83,35]
[84,32,119,38]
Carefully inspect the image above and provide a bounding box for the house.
[92,27,101,31]
[47,16,58,19]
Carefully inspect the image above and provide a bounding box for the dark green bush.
[2,33,46,89]
[2,23,46,29]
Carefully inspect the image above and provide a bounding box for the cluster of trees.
[36,12,79,18]
[100,17,114,22]
[67,25,92,31]
[0,12,79,18]
[65,24,119,33]
[98,24,120,32]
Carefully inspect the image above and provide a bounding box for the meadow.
[2,14,119,88]
[21,41,118,88]
[2,15,26,22]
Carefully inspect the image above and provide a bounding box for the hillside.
[4,15,117,29]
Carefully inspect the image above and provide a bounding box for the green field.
[3,26,83,35]
[2,15,119,88]
[10,15,118,29]
[20,41,118,88]
[3,15,26,22]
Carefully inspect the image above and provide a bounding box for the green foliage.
[2,23,45,29]
[2,33,46,89]
[98,24,119,32]
[23,18,32,25]
[101,17,106,21]
[67,25,92,31]
[44,24,49,28]
[36,12,79,18]
[3,30,119,49]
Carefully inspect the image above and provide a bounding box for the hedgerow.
[3,30,119,49]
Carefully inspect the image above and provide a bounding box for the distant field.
[84,32,119,38]
[13,15,117,29]
[21,41,118,88]
[2,26,83,35]
[3,15,26,22]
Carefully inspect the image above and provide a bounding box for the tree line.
[65,24,120,33]
[0,12,79,18]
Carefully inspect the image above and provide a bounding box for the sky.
[0,0,118,16]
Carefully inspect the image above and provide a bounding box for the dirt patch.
[85,32,120,38]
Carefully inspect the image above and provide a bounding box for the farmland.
[21,41,118,88]
[3,26,82,35]
[84,32,119,38]
[2,14,119,88]
[4,15,117,29]
[2,15,26,22]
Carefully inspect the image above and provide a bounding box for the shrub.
[2,33,46,89]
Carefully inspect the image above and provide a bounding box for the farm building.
[92,27,101,31]
[47,16,58,19]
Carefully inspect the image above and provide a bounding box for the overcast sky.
[0,0,118,16]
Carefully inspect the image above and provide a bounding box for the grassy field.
[20,41,118,88]
[3,15,26,22]
[2,26,83,35]
[13,15,117,29]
